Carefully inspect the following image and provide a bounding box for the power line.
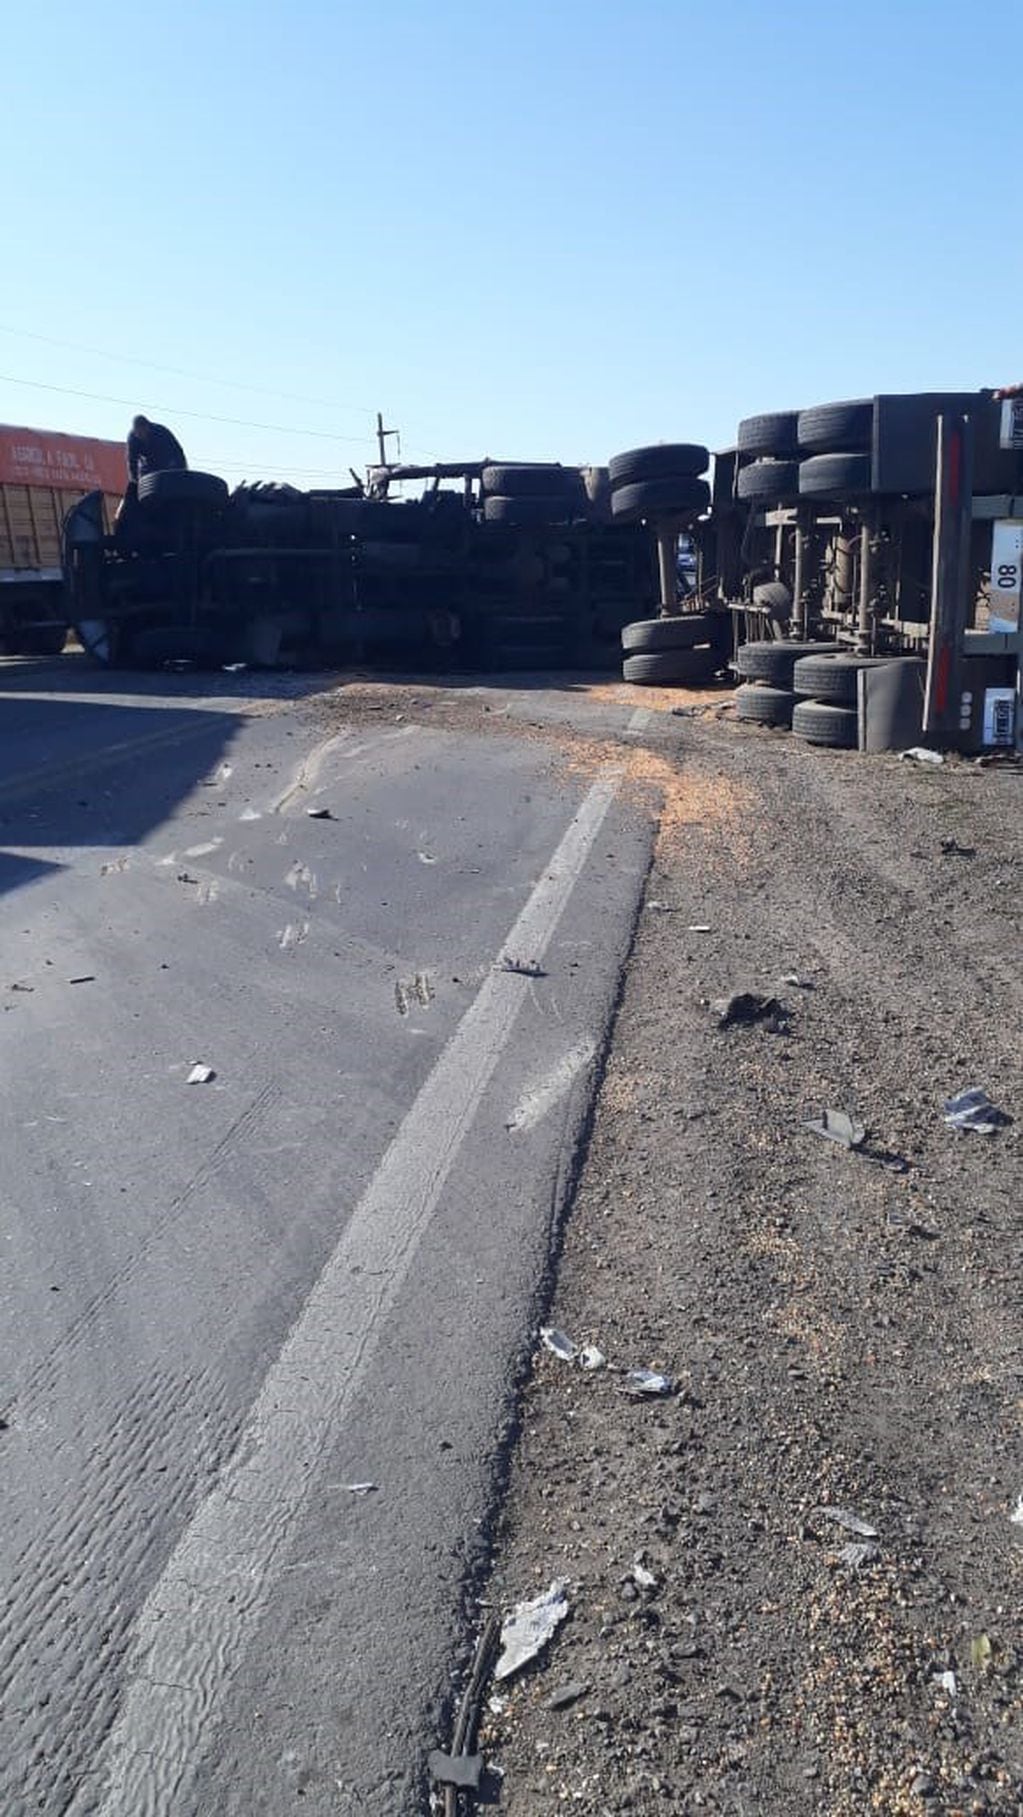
[0,372,374,444]
[0,323,378,420]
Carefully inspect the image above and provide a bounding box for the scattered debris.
[687,923,712,933]
[1011,1495,1023,1527]
[620,1368,675,1399]
[578,1344,606,1372]
[943,1087,1011,1134]
[9,981,34,993]
[306,806,333,819]
[187,1064,216,1085]
[632,1554,659,1590]
[498,956,547,978]
[541,1327,577,1363]
[939,836,975,857]
[646,901,680,913]
[341,1482,377,1495]
[900,746,944,765]
[971,1634,993,1672]
[839,1541,881,1569]
[428,1750,483,1793]
[779,971,814,989]
[67,975,95,985]
[221,662,248,674]
[176,871,199,886]
[803,1108,867,1149]
[815,1507,878,1538]
[711,990,786,1030]
[417,851,437,865]
[934,1670,957,1698]
[495,1580,570,1681]
[546,1681,588,1711]
[436,1613,501,1815]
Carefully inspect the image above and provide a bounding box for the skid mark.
[506,1037,598,1132]
[394,972,435,1017]
[4,1081,283,1426]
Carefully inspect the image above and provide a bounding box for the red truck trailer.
[0,424,124,653]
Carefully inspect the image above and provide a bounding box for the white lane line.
[625,707,652,736]
[506,1037,598,1132]
[77,772,620,1817]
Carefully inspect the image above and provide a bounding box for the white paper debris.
[495,1580,570,1681]
[187,1064,216,1085]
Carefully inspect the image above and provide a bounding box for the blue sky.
[2,0,1020,486]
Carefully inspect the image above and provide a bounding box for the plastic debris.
[803,1108,866,1149]
[222,662,248,673]
[816,1507,878,1538]
[540,1327,577,1363]
[67,975,96,985]
[900,746,944,765]
[306,806,333,819]
[342,1482,377,1495]
[971,1634,993,1672]
[839,1541,881,1569]
[621,1368,675,1399]
[943,1087,1011,1134]
[934,1670,957,1697]
[939,836,975,858]
[494,1579,570,1681]
[498,956,546,978]
[645,901,680,913]
[578,1345,606,1372]
[687,923,712,933]
[1010,1495,1023,1527]
[187,1064,216,1085]
[712,990,786,1030]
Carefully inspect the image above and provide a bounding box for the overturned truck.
[62,460,658,672]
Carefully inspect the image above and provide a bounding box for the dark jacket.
[126,422,187,482]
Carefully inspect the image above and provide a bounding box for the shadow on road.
[0,692,244,895]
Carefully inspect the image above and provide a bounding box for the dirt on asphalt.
[473,717,1023,1817]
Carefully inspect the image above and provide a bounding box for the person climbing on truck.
[125,415,187,483]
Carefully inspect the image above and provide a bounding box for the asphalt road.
[0,660,655,1816]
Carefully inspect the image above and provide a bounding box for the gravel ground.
[476,719,1023,1817]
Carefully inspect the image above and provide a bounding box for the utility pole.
[376,412,400,467]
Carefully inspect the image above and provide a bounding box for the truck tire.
[483,494,577,526]
[791,652,890,704]
[609,444,709,486]
[736,412,800,458]
[623,647,715,685]
[137,470,229,508]
[737,458,801,503]
[797,401,873,453]
[611,476,710,522]
[481,464,582,499]
[734,639,835,686]
[791,699,859,748]
[798,452,873,499]
[752,580,793,618]
[735,683,797,727]
[621,614,715,653]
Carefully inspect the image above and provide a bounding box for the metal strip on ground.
[73,772,621,1817]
